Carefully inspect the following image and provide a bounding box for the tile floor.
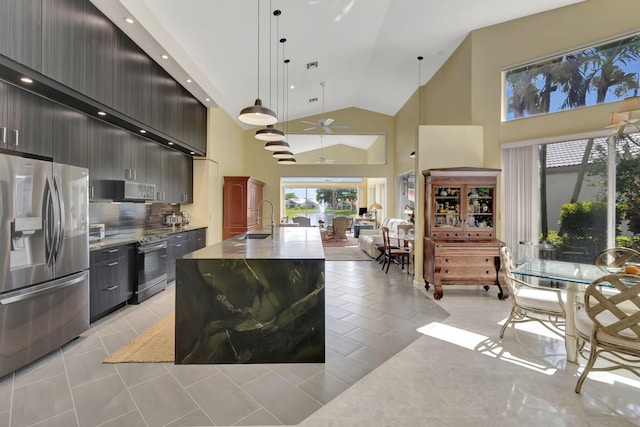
[1,259,640,426]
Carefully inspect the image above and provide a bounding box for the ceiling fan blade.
[303,126,317,131]
[330,124,350,129]
[324,127,333,134]
[301,121,316,125]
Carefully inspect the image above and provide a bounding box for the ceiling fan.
[302,82,350,134]
[315,135,335,164]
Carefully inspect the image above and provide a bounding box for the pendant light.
[238,0,277,126]
[411,56,423,159]
[262,10,288,149]
[256,9,285,141]
[277,59,296,164]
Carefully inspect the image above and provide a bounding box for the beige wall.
[192,0,640,267]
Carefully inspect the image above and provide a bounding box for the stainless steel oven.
[134,234,167,303]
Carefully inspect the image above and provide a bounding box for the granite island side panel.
[175,227,325,364]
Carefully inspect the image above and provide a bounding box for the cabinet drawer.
[438,266,497,280]
[437,256,497,267]
[90,246,126,263]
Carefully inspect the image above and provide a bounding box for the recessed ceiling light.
[20,77,33,83]
[190,151,195,155]
[290,85,294,90]
[97,111,107,116]
[139,129,146,134]
[124,17,135,24]
[186,79,192,83]
[161,54,169,60]
[168,142,174,145]
[205,98,211,102]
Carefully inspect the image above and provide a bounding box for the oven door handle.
[138,241,168,254]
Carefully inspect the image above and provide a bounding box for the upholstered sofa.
[358,217,409,258]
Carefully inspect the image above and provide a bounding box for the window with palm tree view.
[282,178,363,227]
[504,33,640,121]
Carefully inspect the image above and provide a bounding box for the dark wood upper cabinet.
[87,118,124,200]
[82,1,115,106]
[0,0,42,71]
[177,85,207,153]
[42,0,84,92]
[1,82,54,158]
[152,63,179,141]
[53,104,89,167]
[114,31,155,127]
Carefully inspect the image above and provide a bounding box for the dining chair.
[499,246,567,339]
[292,216,311,227]
[574,273,640,393]
[381,226,410,273]
[593,247,640,269]
[331,216,350,240]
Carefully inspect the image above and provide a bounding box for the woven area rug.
[103,312,175,363]
[321,236,359,247]
[323,246,373,261]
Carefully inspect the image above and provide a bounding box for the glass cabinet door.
[433,185,461,229]
[465,186,494,230]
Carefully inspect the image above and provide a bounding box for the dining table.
[512,259,611,363]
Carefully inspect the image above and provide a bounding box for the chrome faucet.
[257,199,275,234]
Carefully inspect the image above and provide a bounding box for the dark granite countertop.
[184,227,325,260]
[89,225,207,251]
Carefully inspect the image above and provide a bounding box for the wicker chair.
[499,246,567,339]
[332,216,351,241]
[575,274,640,393]
[593,247,640,269]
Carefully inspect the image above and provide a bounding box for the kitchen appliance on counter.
[162,212,181,227]
[134,234,168,303]
[88,223,105,242]
[181,211,190,226]
[0,154,90,378]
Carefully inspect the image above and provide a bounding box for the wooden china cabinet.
[422,167,506,300]
[223,176,265,240]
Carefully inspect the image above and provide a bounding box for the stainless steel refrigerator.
[0,153,90,378]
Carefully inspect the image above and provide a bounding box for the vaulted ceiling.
[92,0,584,130]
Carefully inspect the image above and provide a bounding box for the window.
[504,33,640,121]
[503,130,640,262]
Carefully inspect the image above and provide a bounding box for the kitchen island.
[175,227,325,364]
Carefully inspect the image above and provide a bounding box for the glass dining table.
[512,259,611,363]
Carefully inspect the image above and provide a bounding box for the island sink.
[237,233,271,239]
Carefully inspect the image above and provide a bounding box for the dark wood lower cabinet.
[89,244,134,322]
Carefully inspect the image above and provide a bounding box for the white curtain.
[502,145,540,260]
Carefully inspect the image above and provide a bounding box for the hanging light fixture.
[264,140,290,151]
[278,157,297,164]
[256,9,285,141]
[238,0,277,126]
[276,58,297,163]
[411,56,423,159]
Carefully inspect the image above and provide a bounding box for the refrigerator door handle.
[43,178,55,268]
[52,176,65,263]
[0,271,88,305]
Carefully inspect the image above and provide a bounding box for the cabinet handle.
[107,249,119,253]
[132,170,137,180]
[175,243,182,247]
[0,127,6,144]
[89,186,94,199]
[11,129,18,146]
[105,285,118,291]
[107,261,119,267]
